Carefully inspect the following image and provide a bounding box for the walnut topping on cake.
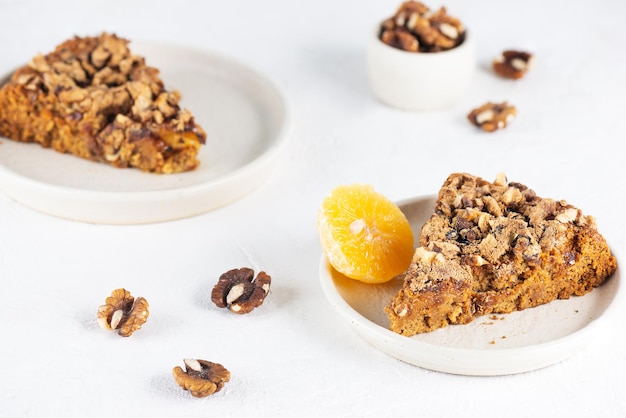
[0,32,206,173]
[385,173,617,336]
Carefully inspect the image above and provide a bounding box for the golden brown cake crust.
[0,32,206,173]
[385,172,617,336]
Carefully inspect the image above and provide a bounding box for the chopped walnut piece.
[467,102,517,132]
[97,288,149,337]
[493,50,534,79]
[90,44,111,69]
[493,172,508,187]
[379,1,466,52]
[173,358,231,398]
[210,268,271,314]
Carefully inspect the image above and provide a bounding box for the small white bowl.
[367,25,476,111]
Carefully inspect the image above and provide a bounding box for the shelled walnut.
[467,102,517,132]
[493,50,534,79]
[173,358,230,398]
[97,288,149,337]
[379,1,465,52]
[211,268,271,314]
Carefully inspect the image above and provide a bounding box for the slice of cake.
[385,172,617,336]
[0,32,206,173]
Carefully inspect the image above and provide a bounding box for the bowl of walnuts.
[367,1,476,111]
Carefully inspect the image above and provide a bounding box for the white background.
[1,0,625,417]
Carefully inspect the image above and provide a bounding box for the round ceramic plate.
[0,41,291,224]
[319,195,622,376]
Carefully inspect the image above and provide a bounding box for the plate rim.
[319,193,622,376]
[0,41,292,224]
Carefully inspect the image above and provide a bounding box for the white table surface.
[1,0,625,417]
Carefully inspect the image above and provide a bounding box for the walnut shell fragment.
[210,268,271,314]
[97,288,149,337]
[173,358,230,398]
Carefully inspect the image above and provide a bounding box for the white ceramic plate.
[319,195,622,376]
[0,41,291,224]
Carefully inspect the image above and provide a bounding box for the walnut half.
[97,288,149,337]
[467,102,517,132]
[210,268,271,314]
[173,358,230,398]
[493,50,534,79]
